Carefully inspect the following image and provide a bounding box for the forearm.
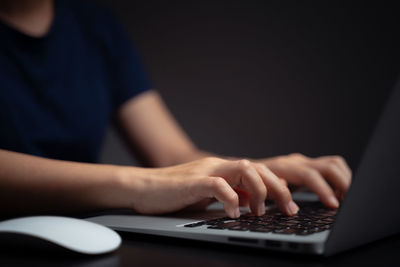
[164,149,214,166]
[0,149,143,216]
[170,149,243,166]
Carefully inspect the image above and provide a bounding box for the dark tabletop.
[1,231,399,267]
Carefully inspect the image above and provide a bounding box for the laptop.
[86,77,400,256]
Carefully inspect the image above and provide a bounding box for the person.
[0,0,351,219]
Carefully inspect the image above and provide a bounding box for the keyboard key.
[184,221,205,227]
[216,221,242,228]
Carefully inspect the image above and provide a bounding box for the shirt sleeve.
[103,14,152,110]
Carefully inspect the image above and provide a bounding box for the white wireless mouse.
[0,216,121,255]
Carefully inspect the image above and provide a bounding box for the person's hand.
[258,153,352,209]
[121,157,299,219]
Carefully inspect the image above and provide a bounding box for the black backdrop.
[95,0,400,170]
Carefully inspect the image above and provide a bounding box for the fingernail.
[287,201,299,215]
[258,202,265,216]
[329,196,340,208]
[234,208,241,218]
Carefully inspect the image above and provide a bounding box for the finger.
[199,176,240,218]
[235,160,267,216]
[299,167,340,209]
[309,158,351,200]
[279,178,288,187]
[317,156,352,185]
[255,164,299,216]
[331,156,352,180]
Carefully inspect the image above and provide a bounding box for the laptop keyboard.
[183,201,337,236]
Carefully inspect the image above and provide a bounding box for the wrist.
[109,165,156,211]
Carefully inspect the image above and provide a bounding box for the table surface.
[1,230,399,267]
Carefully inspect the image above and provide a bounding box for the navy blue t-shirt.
[0,0,151,162]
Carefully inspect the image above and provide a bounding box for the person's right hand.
[119,157,299,219]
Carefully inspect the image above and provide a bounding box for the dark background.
[94,0,400,170]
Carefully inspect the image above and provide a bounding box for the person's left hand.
[256,153,352,209]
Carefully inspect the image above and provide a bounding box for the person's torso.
[0,1,115,162]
